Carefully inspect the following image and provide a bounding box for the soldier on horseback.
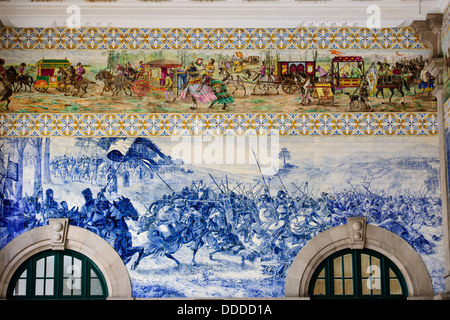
[80,187,110,236]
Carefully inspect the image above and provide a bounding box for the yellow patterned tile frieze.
[0,27,427,50]
[0,113,438,137]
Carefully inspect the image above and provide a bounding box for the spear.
[251,149,270,195]
[154,171,173,192]
[292,182,305,195]
[140,158,173,192]
[209,173,224,194]
[274,166,289,196]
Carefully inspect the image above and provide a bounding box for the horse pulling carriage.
[34,58,71,92]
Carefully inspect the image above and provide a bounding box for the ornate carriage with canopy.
[132,59,182,97]
[330,56,365,89]
[34,58,71,92]
[277,61,316,94]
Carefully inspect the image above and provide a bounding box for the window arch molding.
[285,218,434,299]
[0,219,132,299]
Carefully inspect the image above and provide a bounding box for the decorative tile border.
[0,113,438,137]
[0,27,426,50]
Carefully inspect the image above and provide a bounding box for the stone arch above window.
[285,217,434,299]
[0,218,132,299]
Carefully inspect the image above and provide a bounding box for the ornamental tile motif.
[0,113,438,137]
[0,27,426,50]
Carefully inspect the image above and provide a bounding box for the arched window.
[308,249,408,299]
[6,250,108,300]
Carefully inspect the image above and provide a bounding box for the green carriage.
[34,58,71,92]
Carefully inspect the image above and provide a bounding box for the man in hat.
[17,63,27,80]
[75,62,85,82]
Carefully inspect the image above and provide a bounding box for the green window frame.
[309,249,408,299]
[7,249,108,300]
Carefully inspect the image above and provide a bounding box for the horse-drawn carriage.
[132,59,182,97]
[34,58,71,92]
[277,61,316,94]
[330,56,365,89]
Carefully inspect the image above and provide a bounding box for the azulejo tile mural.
[0,24,445,298]
[0,27,426,50]
[0,135,443,297]
[0,112,439,137]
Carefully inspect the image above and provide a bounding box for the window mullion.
[380,257,388,298]
[354,251,361,297]
[83,258,89,299]
[55,251,63,299]
[327,258,334,298]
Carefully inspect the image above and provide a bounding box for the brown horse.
[95,70,133,96]
[57,66,91,98]
[0,78,13,109]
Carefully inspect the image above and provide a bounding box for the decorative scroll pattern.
[0,113,438,137]
[0,27,426,50]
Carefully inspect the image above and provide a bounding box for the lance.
[209,173,225,194]
[251,149,270,195]
[104,155,126,192]
[139,157,174,192]
[154,171,173,192]
[185,199,220,203]
[274,166,289,196]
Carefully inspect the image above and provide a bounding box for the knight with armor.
[80,188,110,236]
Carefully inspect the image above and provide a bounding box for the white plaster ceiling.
[0,0,447,28]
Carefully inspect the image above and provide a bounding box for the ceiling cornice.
[0,0,445,28]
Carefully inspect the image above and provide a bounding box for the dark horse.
[131,207,209,270]
[374,73,410,104]
[0,78,12,109]
[95,196,144,265]
[5,66,34,92]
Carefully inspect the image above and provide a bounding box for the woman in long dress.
[208,79,235,110]
[179,62,217,110]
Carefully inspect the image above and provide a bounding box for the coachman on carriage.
[34,58,71,92]
[132,59,182,97]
